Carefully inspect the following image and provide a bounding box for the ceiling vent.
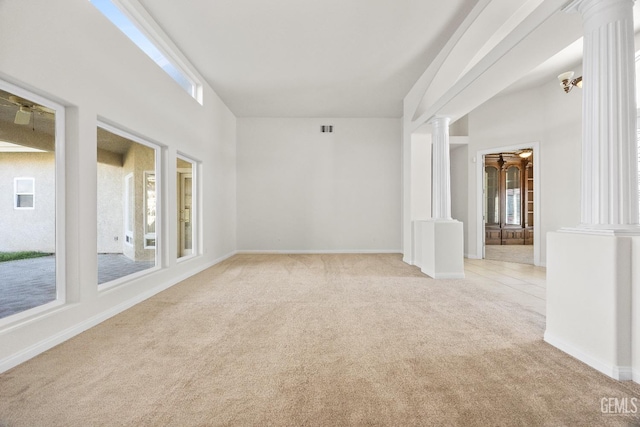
[321,125,333,133]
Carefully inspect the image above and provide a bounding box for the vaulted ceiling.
[133,0,640,119]
[137,0,478,118]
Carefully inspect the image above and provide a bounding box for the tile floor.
[484,244,534,265]
[464,257,546,315]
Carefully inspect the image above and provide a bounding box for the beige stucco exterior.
[97,148,124,254]
[0,152,55,252]
[2,141,155,262]
[121,142,156,262]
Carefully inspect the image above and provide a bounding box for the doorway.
[477,143,540,265]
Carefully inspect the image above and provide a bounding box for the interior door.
[178,173,193,257]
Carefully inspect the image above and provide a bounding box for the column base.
[414,219,464,279]
[545,231,636,381]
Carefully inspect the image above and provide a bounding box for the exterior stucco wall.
[97,156,123,254]
[0,152,55,252]
[122,143,155,262]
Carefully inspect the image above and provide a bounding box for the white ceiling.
[137,0,477,118]
[135,0,640,119]
[500,3,640,97]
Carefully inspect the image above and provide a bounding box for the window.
[144,171,156,248]
[124,173,134,245]
[89,0,201,102]
[177,156,197,259]
[14,178,35,209]
[0,81,65,321]
[97,123,160,286]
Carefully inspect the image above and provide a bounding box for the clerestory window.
[89,0,202,103]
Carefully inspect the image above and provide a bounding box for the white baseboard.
[544,331,634,382]
[422,271,466,279]
[236,249,402,254]
[402,256,415,266]
[0,251,236,374]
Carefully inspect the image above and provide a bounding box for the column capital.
[427,116,451,128]
[563,0,635,28]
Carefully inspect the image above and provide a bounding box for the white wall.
[465,74,582,265]
[450,145,468,254]
[0,0,236,371]
[633,236,640,381]
[410,134,431,221]
[237,118,401,252]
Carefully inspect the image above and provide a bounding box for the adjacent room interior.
[1,0,640,425]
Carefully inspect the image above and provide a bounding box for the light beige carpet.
[1,254,639,426]
[485,245,534,265]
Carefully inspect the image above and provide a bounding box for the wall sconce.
[558,71,583,93]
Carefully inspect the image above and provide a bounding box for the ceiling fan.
[1,94,55,125]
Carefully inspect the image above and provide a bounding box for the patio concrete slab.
[0,254,154,319]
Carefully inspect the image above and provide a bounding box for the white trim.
[559,226,640,236]
[108,0,204,103]
[197,161,204,257]
[424,272,465,279]
[97,117,168,290]
[97,120,164,152]
[402,255,416,266]
[97,265,162,291]
[176,151,199,260]
[0,250,237,374]
[476,142,541,266]
[544,331,633,381]
[0,78,66,320]
[143,170,156,249]
[97,120,163,273]
[236,249,402,255]
[0,299,65,330]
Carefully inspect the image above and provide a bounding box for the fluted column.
[430,116,452,220]
[566,0,638,227]
[546,0,639,382]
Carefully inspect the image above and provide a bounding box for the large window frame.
[0,79,66,326]
[143,170,156,249]
[176,153,199,261]
[97,121,163,289]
